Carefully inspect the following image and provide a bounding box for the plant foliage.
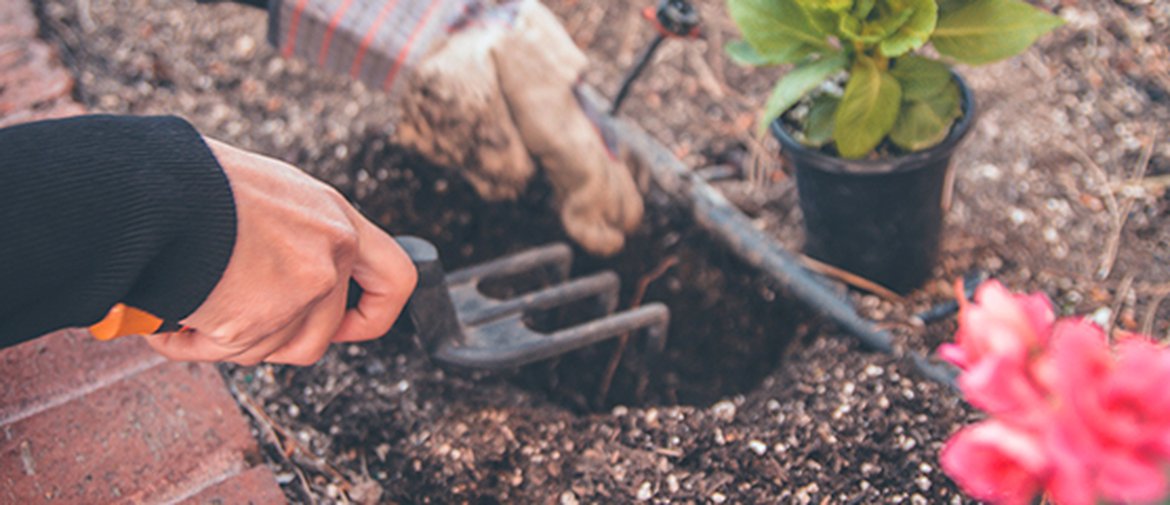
[728,0,1063,158]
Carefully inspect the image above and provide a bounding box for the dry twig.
[1066,144,1125,280]
[232,385,317,504]
[1144,290,1169,340]
[1107,273,1135,338]
[800,255,906,304]
[596,255,679,406]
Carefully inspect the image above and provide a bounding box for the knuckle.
[301,263,342,298]
[332,228,360,268]
[399,259,420,297]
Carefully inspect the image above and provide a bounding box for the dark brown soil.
[34,0,1169,502]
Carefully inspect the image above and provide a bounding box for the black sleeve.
[0,115,237,347]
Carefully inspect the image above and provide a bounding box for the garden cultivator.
[384,237,670,369]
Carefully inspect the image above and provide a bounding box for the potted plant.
[726,0,1063,293]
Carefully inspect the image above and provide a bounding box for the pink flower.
[959,352,1049,426]
[937,280,1170,505]
[1095,448,1167,504]
[1048,321,1170,503]
[1109,338,1170,459]
[941,420,1049,505]
[939,280,1055,371]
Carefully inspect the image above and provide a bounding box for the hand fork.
[385,236,670,369]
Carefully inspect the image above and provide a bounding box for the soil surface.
[34,0,1169,502]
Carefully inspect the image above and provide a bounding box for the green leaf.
[728,0,832,65]
[726,40,788,66]
[889,79,961,151]
[931,0,1064,65]
[889,55,952,101]
[833,56,903,158]
[853,0,878,19]
[803,8,844,37]
[889,56,962,150]
[757,52,849,135]
[839,8,914,44]
[936,0,967,15]
[795,0,853,13]
[803,94,840,147]
[879,0,938,57]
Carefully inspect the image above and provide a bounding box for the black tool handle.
[346,236,462,350]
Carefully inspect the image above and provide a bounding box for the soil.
[33,0,1170,502]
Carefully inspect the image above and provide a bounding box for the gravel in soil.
[33,0,1170,502]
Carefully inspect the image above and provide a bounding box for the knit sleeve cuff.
[117,116,238,322]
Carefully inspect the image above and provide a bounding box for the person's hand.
[142,138,418,366]
[267,0,643,256]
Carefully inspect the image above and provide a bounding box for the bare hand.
[143,139,417,366]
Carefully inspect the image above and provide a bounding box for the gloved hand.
[265,0,643,256]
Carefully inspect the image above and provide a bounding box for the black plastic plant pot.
[770,75,976,294]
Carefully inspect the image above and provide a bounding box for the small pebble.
[636,481,653,501]
[711,400,737,422]
[901,437,918,451]
[915,475,932,491]
[911,494,928,505]
[667,474,680,493]
[748,440,768,455]
[711,492,727,504]
[560,491,579,505]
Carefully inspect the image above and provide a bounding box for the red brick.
[0,360,265,503]
[179,465,287,505]
[0,98,86,128]
[0,0,37,40]
[0,41,28,71]
[0,55,74,114]
[0,329,164,425]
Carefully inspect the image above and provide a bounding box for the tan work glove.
[269,0,642,256]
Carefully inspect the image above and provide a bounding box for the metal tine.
[434,303,671,369]
[446,243,572,287]
[457,271,620,326]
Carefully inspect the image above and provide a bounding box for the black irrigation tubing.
[588,86,962,391]
[610,34,666,116]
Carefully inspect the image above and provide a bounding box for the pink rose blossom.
[938,280,1055,371]
[958,352,1048,426]
[941,420,1049,505]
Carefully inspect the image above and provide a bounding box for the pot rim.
[770,71,977,176]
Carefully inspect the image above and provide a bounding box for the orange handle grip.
[88,303,165,341]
